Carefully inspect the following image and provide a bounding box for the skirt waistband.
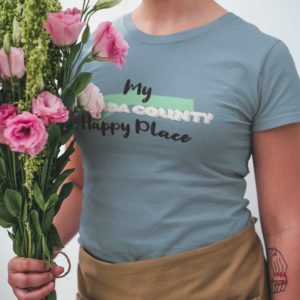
[79,217,258,275]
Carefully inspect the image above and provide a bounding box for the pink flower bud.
[77,83,105,119]
[92,21,129,68]
[0,47,26,80]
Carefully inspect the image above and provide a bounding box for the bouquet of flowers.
[0,0,128,299]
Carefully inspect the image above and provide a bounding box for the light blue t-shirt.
[74,11,300,262]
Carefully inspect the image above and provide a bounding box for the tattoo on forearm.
[266,247,288,294]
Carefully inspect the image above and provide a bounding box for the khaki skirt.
[76,217,270,300]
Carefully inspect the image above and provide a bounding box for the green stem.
[5,146,15,188]
[69,43,84,83]
[7,55,16,100]
[83,0,91,15]
[12,151,17,189]
[17,80,22,100]
[0,145,12,187]
[71,53,91,84]
[83,7,95,23]
[62,49,69,90]
[25,222,32,257]
[81,0,87,19]
[9,79,16,100]
[20,155,25,196]
[86,10,96,24]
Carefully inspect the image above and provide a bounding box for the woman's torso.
[74,11,280,263]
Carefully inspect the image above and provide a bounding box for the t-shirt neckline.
[123,11,239,44]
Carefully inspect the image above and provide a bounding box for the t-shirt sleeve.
[252,40,300,132]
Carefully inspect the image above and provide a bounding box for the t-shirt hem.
[252,112,300,132]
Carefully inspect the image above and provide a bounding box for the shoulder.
[223,13,293,69]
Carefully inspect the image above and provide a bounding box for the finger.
[13,281,55,300]
[49,262,65,277]
[9,257,49,273]
[8,271,54,289]
[50,265,65,277]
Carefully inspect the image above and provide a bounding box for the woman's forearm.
[52,183,83,257]
[264,228,300,299]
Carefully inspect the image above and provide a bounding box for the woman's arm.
[6,136,84,299]
[252,122,300,299]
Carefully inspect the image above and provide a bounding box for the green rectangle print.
[101,91,195,119]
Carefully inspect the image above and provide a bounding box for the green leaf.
[55,138,75,175]
[31,209,42,235]
[82,25,90,44]
[7,230,14,240]
[13,229,22,256]
[69,43,82,62]
[56,181,75,214]
[70,72,91,96]
[47,124,61,152]
[33,182,45,212]
[4,189,22,218]
[61,86,76,111]
[40,157,49,193]
[0,156,6,182]
[42,234,51,260]
[47,289,57,300]
[0,202,15,227]
[42,205,55,233]
[0,217,12,228]
[60,121,75,146]
[22,199,27,222]
[48,168,75,198]
[45,193,58,211]
[49,224,64,249]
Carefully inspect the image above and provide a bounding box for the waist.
[79,216,260,273]
[79,212,253,264]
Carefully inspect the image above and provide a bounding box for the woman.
[7,0,300,299]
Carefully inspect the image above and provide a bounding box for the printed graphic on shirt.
[78,79,214,143]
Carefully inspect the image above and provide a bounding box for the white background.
[1,1,299,299]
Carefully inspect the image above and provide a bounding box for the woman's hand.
[7,254,64,300]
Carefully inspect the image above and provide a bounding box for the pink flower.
[0,103,18,144]
[44,8,85,47]
[92,21,129,68]
[0,103,18,126]
[31,91,69,125]
[3,112,48,157]
[0,47,26,80]
[77,83,105,119]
